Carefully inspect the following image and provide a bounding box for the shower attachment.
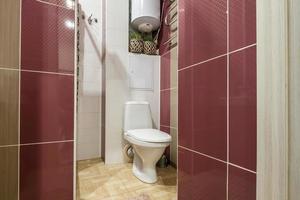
[81,14,98,25]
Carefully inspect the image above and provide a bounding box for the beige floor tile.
[77,159,177,200]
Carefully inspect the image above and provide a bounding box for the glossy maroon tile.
[161,51,171,90]
[39,0,75,9]
[228,166,256,200]
[229,0,256,51]
[229,46,256,171]
[21,0,75,73]
[178,57,227,160]
[20,72,74,144]
[178,147,227,200]
[179,0,227,69]
[160,90,170,127]
[160,126,170,135]
[20,142,73,200]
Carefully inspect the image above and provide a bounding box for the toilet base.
[132,161,157,184]
[131,144,166,184]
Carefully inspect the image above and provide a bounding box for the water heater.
[131,0,161,33]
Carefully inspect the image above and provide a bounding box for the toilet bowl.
[123,101,171,183]
[125,129,171,183]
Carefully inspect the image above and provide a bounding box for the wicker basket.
[143,41,157,55]
[130,39,144,53]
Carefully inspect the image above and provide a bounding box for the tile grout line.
[229,43,256,54]
[178,145,227,164]
[160,124,177,130]
[160,43,178,57]
[229,163,256,174]
[0,67,19,71]
[22,69,75,76]
[178,146,256,174]
[177,43,257,72]
[0,67,75,76]
[160,87,177,92]
[178,53,228,72]
[0,140,74,148]
[161,49,171,57]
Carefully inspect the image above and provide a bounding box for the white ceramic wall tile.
[77,0,103,161]
[106,29,129,47]
[78,112,99,130]
[78,96,100,113]
[77,128,100,143]
[80,28,101,53]
[106,0,128,30]
[129,54,157,90]
[82,67,102,86]
[80,52,102,70]
[77,141,100,160]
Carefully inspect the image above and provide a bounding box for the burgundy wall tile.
[159,44,171,56]
[229,0,256,51]
[21,0,75,73]
[20,72,74,144]
[229,46,256,171]
[179,0,227,69]
[178,0,257,198]
[161,52,171,90]
[20,142,73,200]
[228,166,256,200]
[160,126,170,135]
[178,147,227,200]
[160,90,170,127]
[178,57,227,161]
[39,0,75,9]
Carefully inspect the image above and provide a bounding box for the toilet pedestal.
[132,145,165,183]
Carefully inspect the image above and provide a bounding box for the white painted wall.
[77,0,103,161]
[105,0,160,164]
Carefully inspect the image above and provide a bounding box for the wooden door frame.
[257,0,289,199]
[257,0,300,199]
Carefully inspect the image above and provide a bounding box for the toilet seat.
[126,129,171,143]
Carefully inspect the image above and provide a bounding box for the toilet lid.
[126,129,172,143]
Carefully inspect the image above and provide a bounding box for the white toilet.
[123,101,171,184]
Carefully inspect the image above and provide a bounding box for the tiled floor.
[77,159,177,200]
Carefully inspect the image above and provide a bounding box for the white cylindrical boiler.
[131,0,161,33]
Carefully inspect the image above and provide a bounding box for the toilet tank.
[124,101,153,131]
